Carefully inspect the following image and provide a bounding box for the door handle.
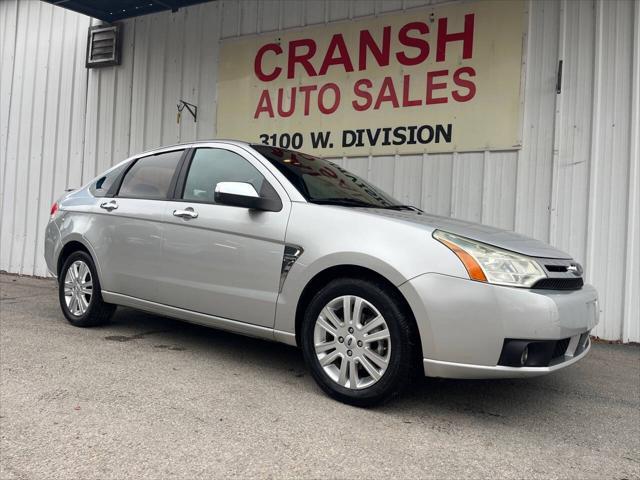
[100,200,118,211]
[173,207,198,219]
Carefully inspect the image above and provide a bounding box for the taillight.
[50,202,59,217]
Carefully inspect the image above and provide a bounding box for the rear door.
[86,149,185,303]
[160,145,291,328]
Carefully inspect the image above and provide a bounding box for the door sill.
[102,291,281,342]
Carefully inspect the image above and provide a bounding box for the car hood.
[362,208,572,259]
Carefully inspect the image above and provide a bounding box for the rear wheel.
[301,278,417,406]
[58,251,115,327]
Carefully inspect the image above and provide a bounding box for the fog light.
[520,346,529,366]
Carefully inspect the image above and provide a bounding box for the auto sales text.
[253,14,476,118]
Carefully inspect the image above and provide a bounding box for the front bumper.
[398,273,599,379]
[423,337,591,379]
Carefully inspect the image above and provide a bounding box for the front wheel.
[58,251,115,327]
[301,278,418,406]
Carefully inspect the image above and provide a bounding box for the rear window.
[118,150,183,200]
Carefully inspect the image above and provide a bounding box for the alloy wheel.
[63,260,93,316]
[313,295,391,389]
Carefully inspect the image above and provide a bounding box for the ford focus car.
[44,140,599,405]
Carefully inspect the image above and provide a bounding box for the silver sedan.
[44,141,598,405]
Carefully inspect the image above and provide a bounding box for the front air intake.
[532,277,584,290]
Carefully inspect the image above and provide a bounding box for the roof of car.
[131,139,254,158]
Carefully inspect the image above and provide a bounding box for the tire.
[58,250,115,327]
[301,277,418,406]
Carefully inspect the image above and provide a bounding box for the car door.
[86,149,185,303]
[161,145,290,328]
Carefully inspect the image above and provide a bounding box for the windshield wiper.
[309,198,378,208]
[380,204,424,212]
[310,198,423,212]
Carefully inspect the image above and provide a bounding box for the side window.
[89,161,130,197]
[182,148,278,203]
[118,150,183,200]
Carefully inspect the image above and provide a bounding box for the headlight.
[433,230,547,288]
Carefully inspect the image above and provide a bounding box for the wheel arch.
[293,264,423,360]
[56,238,98,278]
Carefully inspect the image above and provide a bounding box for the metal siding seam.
[549,0,566,248]
[481,150,489,226]
[258,0,276,32]
[256,0,262,33]
[110,55,119,168]
[419,152,428,211]
[0,0,18,172]
[130,16,150,153]
[515,0,558,241]
[30,5,58,276]
[305,0,320,25]
[75,14,90,187]
[86,69,100,185]
[221,0,240,38]
[393,154,402,204]
[96,62,115,177]
[62,15,80,194]
[178,12,187,142]
[300,0,307,28]
[585,0,602,323]
[450,151,458,218]
[159,14,169,146]
[169,11,186,144]
[353,0,375,18]
[202,1,220,138]
[0,0,19,267]
[126,18,136,157]
[180,8,200,142]
[200,6,210,138]
[622,0,640,342]
[81,20,98,185]
[610,0,632,341]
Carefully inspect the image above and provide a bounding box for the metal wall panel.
[515,0,559,243]
[0,0,638,341]
[584,0,637,341]
[1,0,92,276]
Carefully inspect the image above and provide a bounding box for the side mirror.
[214,182,281,212]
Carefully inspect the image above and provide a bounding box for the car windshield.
[251,145,401,208]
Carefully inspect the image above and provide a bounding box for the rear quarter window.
[89,161,130,197]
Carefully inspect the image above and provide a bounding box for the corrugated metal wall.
[1,0,638,342]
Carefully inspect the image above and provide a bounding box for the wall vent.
[86,24,121,68]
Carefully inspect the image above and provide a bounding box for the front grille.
[532,277,584,290]
[552,338,570,359]
[545,264,568,272]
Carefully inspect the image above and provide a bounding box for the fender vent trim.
[279,245,303,293]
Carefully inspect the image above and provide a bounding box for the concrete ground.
[0,274,638,480]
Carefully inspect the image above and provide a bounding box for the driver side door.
[160,145,290,328]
